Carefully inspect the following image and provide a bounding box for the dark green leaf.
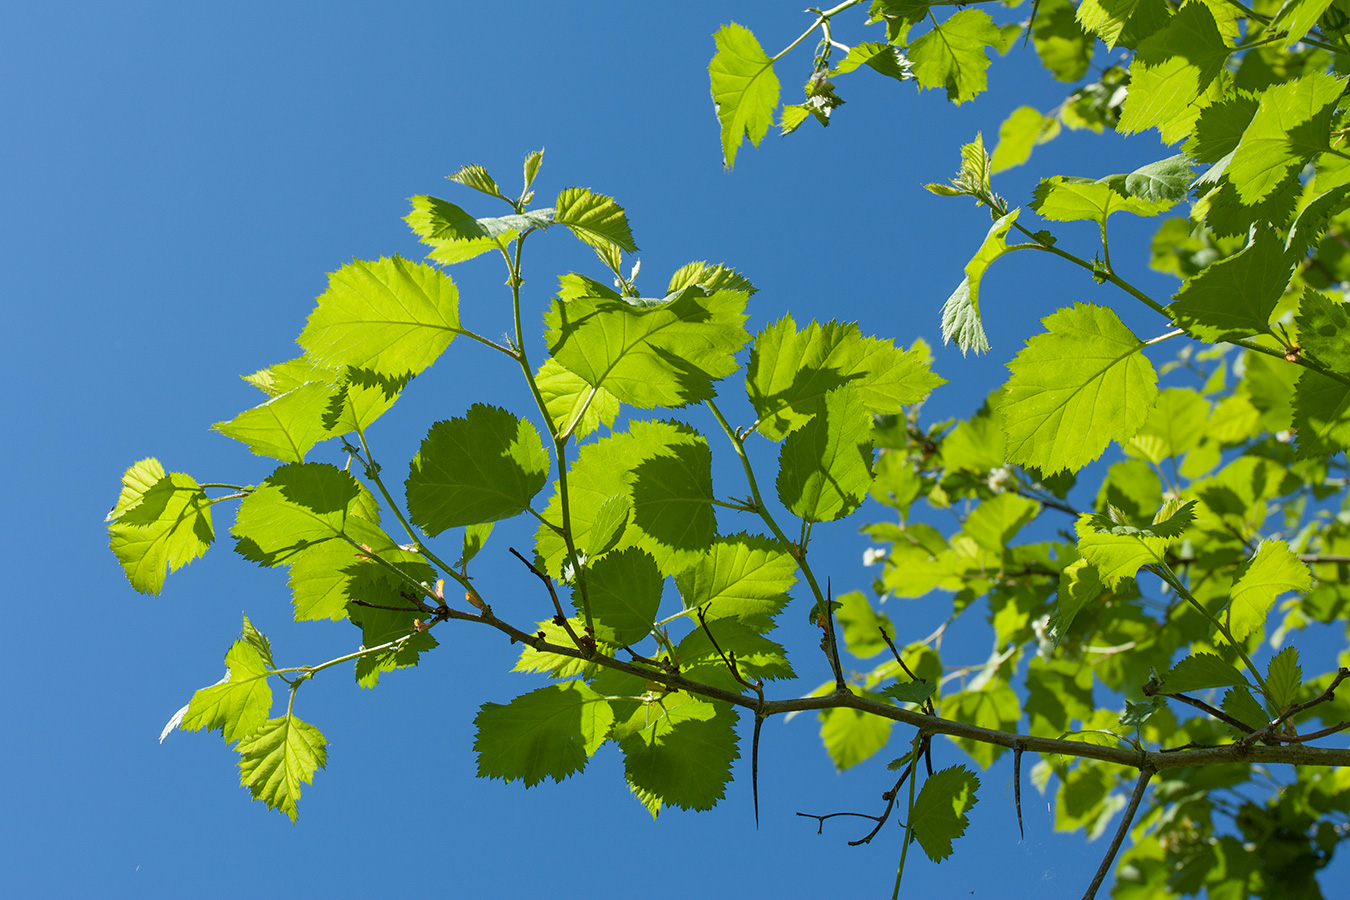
[580,548,663,645]
[474,682,613,787]
[620,699,739,810]
[777,384,874,523]
[1161,653,1250,693]
[910,766,980,862]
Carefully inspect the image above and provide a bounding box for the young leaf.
[1075,514,1167,587]
[831,41,913,81]
[666,261,757,296]
[1160,653,1249,693]
[961,492,1040,557]
[214,380,338,463]
[1049,559,1104,647]
[298,256,464,379]
[942,208,1020,356]
[1223,684,1270,732]
[748,316,944,440]
[1000,303,1158,475]
[180,620,274,743]
[674,533,797,630]
[553,187,638,254]
[908,10,1003,104]
[1229,540,1313,641]
[991,106,1060,173]
[1294,369,1350,459]
[619,700,739,810]
[941,683,1019,766]
[235,714,328,823]
[776,384,874,523]
[910,766,981,862]
[231,463,377,563]
[106,458,213,595]
[447,163,505,200]
[580,548,664,645]
[710,23,779,169]
[405,404,550,535]
[1117,3,1230,143]
[1031,175,1171,225]
[1226,73,1344,206]
[474,682,614,787]
[545,285,750,411]
[883,680,936,704]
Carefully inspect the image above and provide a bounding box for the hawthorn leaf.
[909,9,1003,104]
[347,593,439,688]
[474,682,614,787]
[777,384,874,523]
[1075,514,1167,587]
[1031,0,1094,83]
[298,256,463,379]
[214,381,337,463]
[821,692,894,769]
[942,208,1020,356]
[835,590,893,659]
[620,700,739,810]
[1169,229,1289,342]
[231,463,378,563]
[1224,685,1270,733]
[1160,653,1249,693]
[883,681,936,704]
[674,533,797,631]
[1000,303,1158,475]
[831,41,913,81]
[405,404,550,535]
[535,357,620,439]
[180,622,273,744]
[666,260,757,296]
[553,187,637,255]
[1031,175,1171,224]
[446,163,505,200]
[710,23,779,169]
[1075,0,1160,49]
[962,492,1040,557]
[1229,540,1313,640]
[1293,370,1350,459]
[404,195,519,264]
[1129,387,1210,462]
[1227,73,1344,206]
[748,316,944,440]
[580,548,664,645]
[1124,154,1195,203]
[1049,559,1104,648]
[535,420,714,578]
[941,683,1019,766]
[910,766,980,862]
[991,106,1060,173]
[545,285,750,411]
[107,458,213,595]
[235,714,328,823]
[1117,4,1231,143]
[677,620,795,690]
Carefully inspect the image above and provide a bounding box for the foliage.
[108,1,1350,897]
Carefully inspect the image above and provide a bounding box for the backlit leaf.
[910,766,980,862]
[777,384,874,523]
[620,699,739,810]
[710,23,779,169]
[1160,653,1250,693]
[474,682,614,787]
[235,714,328,822]
[909,9,1003,104]
[942,208,1020,356]
[1229,540,1313,640]
[107,458,213,595]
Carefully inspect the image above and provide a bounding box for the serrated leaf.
[909,9,1003,104]
[677,619,795,690]
[1169,228,1290,342]
[1160,653,1249,693]
[942,683,1019,766]
[620,700,739,810]
[1124,154,1195,203]
[1227,73,1344,206]
[523,148,544,192]
[991,106,1059,173]
[1266,646,1302,712]
[910,766,980,862]
[1031,175,1171,224]
[580,548,663,645]
[710,23,779,169]
[821,693,894,769]
[832,41,913,81]
[1049,559,1103,647]
[231,463,376,563]
[181,624,273,744]
[447,163,504,199]
[883,680,936,704]
[461,522,493,566]
[213,381,338,463]
[1229,540,1313,641]
[346,574,439,688]
[1117,4,1230,143]
[1076,514,1167,587]
[748,316,944,440]
[474,682,613,787]
[835,589,893,659]
[535,420,714,578]
[298,256,464,379]
[106,458,213,595]
[1223,684,1269,732]
[666,261,756,296]
[535,357,620,439]
[545,285,749,411]
[1000,303,1158,475]
[674,533,796,631]
[585,495,631,558]
[235,714,328,822]
[942,208,1020,356]
[1031,0,1094,83]
[404,194,549,243]
[1293,369,1350,459]
[777,384,874,523]
[1076,0,1156,49]
[553,186,637,255]
[405,404,549,535]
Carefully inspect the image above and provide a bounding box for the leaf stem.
[892,731,924,900]
[772,0,867,63]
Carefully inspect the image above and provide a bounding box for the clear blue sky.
[3,2,1235,897]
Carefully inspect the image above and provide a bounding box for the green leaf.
[1293,369,1350,458]
[405,404,550,535]
[1076,0,1166,49]
[545,285,750,411]
[1170,229,1290,342]
[1031,0,1094,82]
[535,357,620,440]
[298,256,463,379]
[674,533,796,631]
[1124,154,1195,203]
[835,590,893,659]
[580,548,664,645]
[882,680,935,704]
[347,586,438,688]
[447,163,505,200]
[909,9,1003,104]
[777,384,874,523]
[1266,646,1303,712]
[962,491,1040,557]
[181,619,273,743]
[235,714,328,822]
[910,766,980,862]
[991,107,1060,174]
[1031,175,1172,225]
[553,187,637,255]
[999,303,1158,475]
[1075,514,1167,587]
[1227,73,1344,205]
[821,692,894,769]
[474,682,613,787]
[748,316,944,440]
[231,463,377,563]
[523,148,544,193]
[106,458,213,595]
[1223,684,1270,732]
[1229,540,1313,641]
[535,420,714,578]
[677,619,795,689]
[1273,0,1338,46]
[214,381,337,463]
[1160,653,1250,693]
[666,260,756,296]
[710,23,779,169]
[1128,387,1210,462]
[1049,559,1104,648]
[1117,4,1231,143]
[942,208,1020,356]
[941,682,1019,766]
[404,195,523,264]
[620,699,739,810]
[832,41,913,81]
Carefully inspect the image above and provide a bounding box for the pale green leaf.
[710,23,779,169]
[1031,0,1094,82]
[1124,154,1195,203]
[674,533,797,631]
[1049,559,1103,648]
[821,692,894,769]
[941,683,1019,766]
[107,458,213,595]
[1031,175,1172,224]
[1229,540,1313,640]
[535,357,620,440]
[213,381,338,463]
[181,623,273,744]
[1076,513,1167,587]
[581,548,664,645]
[909,9,1003,104]
[1266,646,1302,712]
[1117,4,1231,142]
[235,715,328,822]
[831,41,913,81]
[666,261,756,296]
[942,208,1020,356]
[835,590,893,659]
[677,620,795,690]
[991,107,1060,173]
[447,163,505,200]
[1227,73,1345,205]
[553,187,637,254]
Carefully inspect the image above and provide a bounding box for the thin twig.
[508,546,588,654]
[1081,769,1153,900]
[1014,745,1025,841]
[1242,667,1350,746]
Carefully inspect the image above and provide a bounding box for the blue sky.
[4,3,1222,897]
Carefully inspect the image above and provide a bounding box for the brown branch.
[1014,745,1025,841]
[1242,667,1350,746]
[508,546,588,654]
[348,598,428,614]
[819,578,848,693]
[1082,769,1153,900]
[1154,690,1256,734]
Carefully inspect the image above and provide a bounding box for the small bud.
[434,579,445,601]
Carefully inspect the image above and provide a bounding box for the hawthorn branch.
[508,547,588,654]
[1081,768,1153,900]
